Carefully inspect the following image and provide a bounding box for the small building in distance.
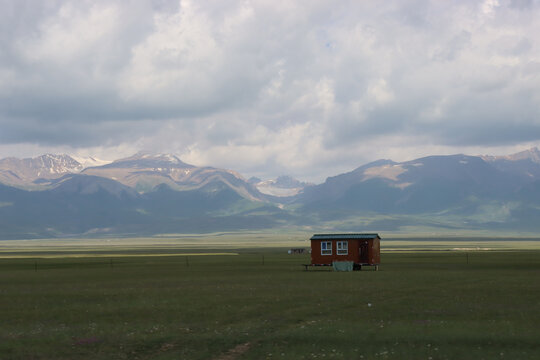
[288,248,305,254]
[310,233,381,270]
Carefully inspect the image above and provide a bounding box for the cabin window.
[321,241,332,255]
[337,241,348,255]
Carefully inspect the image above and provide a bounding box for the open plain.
[1,236,539,359]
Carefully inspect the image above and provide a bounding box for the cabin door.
[359,241,369,263]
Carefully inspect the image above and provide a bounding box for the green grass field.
[1,245,540,359]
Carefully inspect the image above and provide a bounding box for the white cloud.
[19,3,121,65]
[119,1,221,104]
[482,0,500,16]
[1,0,540,182]
[367,78,394,105]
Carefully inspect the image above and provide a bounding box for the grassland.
[1,238,540,359]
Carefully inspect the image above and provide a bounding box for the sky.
[1,0,539,183]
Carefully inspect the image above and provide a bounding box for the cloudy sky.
[1,0,539,182]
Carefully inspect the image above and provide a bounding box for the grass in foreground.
[1,251,539,359]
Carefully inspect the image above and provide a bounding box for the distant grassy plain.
[2,232,540,258]
[1,234,540,359]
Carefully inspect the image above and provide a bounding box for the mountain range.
[2,148,540,238]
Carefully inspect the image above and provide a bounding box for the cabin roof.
[310,233,380,240]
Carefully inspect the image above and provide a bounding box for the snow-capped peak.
[71,156,112,169]
[106,152,193,169]
[35,154,84,174]
[253,175,311,197]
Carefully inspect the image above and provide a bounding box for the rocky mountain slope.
[2,147,540,238]
[295,148,540,231]
[0,154,83,188]
[0,152,265,201]
[81,152,264,201]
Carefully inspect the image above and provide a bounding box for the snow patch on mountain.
[107,152,194,169]
[71,156,112,169]
[253,175,311,197]
[37,154,83,174]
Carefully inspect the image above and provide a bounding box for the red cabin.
[310,233,381,270]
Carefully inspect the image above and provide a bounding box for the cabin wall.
[310,239,360,265]
[310,238,381,265]
[370,238,380,264]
